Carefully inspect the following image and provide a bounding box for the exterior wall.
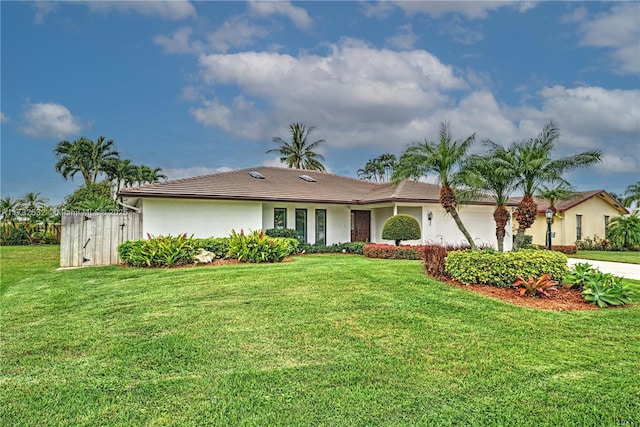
[527,197,623,246]
[141,198,263,238]
[262,202,350,245]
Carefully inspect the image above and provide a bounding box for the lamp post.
[546,208,553,250]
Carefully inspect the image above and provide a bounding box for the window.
[274,208,287,229]
[604,215,610,238]
[295,209,307,243]
[315,209,326,245]
[576,214,582,241]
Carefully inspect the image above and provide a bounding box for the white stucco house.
[118,166,513,250]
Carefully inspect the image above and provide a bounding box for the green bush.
[265,228,299,239]
[227,229,291,263]
[424,244,471,278]
[445,249,568,287]
[0,226,31,246]
[191,237,230,259]
[382,214,421,246]
[582,274,635,308]
[118,234,195,267]
[298,242,365,255]
[576,235,612,251]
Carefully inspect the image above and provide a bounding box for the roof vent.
[248,171,265,179]
[299,174,316,182]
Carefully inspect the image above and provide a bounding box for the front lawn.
[2,246,640,426]
[572,250,640,264]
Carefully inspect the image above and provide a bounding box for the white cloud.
[570,3,640,74]
[593,154,638,175]
[154,27,202,55]
[84,0,196,20]
[386,24,418,50]
[0,112,10,124]
[20,102,83,139]
[438,20,484,45]
[248,1,312,29]
[190,96,270,139]
[31,1,57,24]
[207,17,268,53]
[393,1,536,20]
[163,166,233,180]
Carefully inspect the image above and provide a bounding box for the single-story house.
[512,190,629,246]
[118,166,513,250]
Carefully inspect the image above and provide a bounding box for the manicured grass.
[572,250,640,264]
[2,247,640,426]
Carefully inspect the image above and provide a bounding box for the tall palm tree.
[135,165,167,185]
[267,123,326,171]
[490,121,601,250]
[463,149,518,252]
[622,182,640,208]
[0,196,20,227]
[54,136,119,185]
[358,153,397,183]
[104,158,138,193]
[19,192,49,212]
[394,121,478,249]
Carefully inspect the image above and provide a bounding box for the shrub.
[298,242,365,255]
[381,214,421,246]
[363,244,423,260]
[564,262,596,289]
[576,235,612,251]
[551,245,577,255]
[0,226,31,246]
[227,229,291,263]
[423,244,471,278]
[445,249,568,287]
[265,228,299,239]
[191,237,230,259]
[607,212,640,250]
[30,230,59,245]
[118,234,194,267]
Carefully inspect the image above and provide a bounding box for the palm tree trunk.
[514,196,537,250]
[449,208,478,250]
[493,205,509,252]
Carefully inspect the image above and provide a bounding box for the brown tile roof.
[118,166,499,206]
[509,190,629,214]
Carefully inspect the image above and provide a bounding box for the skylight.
[299,175,316,182]
[248,171,265,179]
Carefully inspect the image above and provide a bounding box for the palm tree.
[622,182,640,208]
[267,123,326,171]
[54,136,119,185]
[135,165,167,185]
[463,150,518,252]
[394,121,478,249]
[19,192,49,211]
[0,196,20,227]
[607,212,640,249]
[535,183,576,215]
[490,121,601,250]
[358,154,397,183]
[104,159,138,193]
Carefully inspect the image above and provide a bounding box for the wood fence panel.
[60,212,142,267]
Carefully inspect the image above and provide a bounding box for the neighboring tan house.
[512,190,628,246]
[119,167,514,250]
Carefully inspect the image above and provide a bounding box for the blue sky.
[1,1,639,204]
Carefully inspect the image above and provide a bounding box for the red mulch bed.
[442,278,598,311]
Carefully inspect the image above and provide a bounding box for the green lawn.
[572,250,640,264]
[2,246,640,426]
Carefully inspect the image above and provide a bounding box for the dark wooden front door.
[351,210,370,242]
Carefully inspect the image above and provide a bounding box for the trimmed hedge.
[445,249,568,287]
[424,244,471,278]
[364,244,423,260]
[382,214,421,246]
[298,242,365,255]
[265,228,299,239]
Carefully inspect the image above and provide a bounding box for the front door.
[351,210,370,242]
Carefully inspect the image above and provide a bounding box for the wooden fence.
[60,212,142,267]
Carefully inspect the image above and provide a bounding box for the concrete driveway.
[568,258,640,280]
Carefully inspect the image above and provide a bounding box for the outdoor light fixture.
[545,208,553,250]
[427,211,433,225]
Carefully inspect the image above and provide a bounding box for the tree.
[394,121,478,249]
[104,158,138,194]
[382,214,421,246]
[462,150,517,252]
[267,123,326,171]
[63,181,118,212]
[135,165,167,185]
[535,183,576,215]
[622,182,640,208]
[607,212,640,249]
[0,196,20,227]
[54,136,119,185]
[358,153,397,183]
[490,121,601,250]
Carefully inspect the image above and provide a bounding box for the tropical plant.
[118,234,195,267]
[535,183,576,215]
[564,262,596,289]
[582,274,635,308]
[104,158,138,193]
[622,182,640,208]
[54,136,119,185]
[358,153,397,183]
[0,196,20,227]
[381,214,421,246]
[512,273,558,298]
[462,152,517,251]
[227,229,292,263]
[394,121,478,249]
[606,212,640,250]
[135,165,167,185]
[267,123,326,171]
[487,121,601,250]
[63,181,118,211]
